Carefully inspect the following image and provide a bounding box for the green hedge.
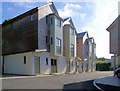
[109,65,120,71]
[96,62,111,71]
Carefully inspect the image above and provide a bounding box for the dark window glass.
[24,56,26,64]
[51,59,53,65]
[30,15,33,21]
[51,37,53,44]
[57,18,61,27]
[46,58,48,65]
[46,15,48,23]
[56,38,61,54]
[70,28,74,35]
[46,36,48,43]
[70,44,74,57]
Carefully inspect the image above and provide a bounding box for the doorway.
[51,59,57,73]
[34,56,40,74]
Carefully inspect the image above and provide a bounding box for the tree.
[2,18,12,24]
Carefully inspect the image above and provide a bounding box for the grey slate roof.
[89,37,93,40]
[77,32,87,38]
[63,17,71,22]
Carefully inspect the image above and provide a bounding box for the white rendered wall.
[32,52,51,75]
[57,56,66,73]
[4,53,34,75]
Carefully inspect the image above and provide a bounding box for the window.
[70,44,74,57]
[56,38,61,54]
[46,15,48,24]
[50,17,53,25]
[57,18,61,27]
[51,37,53,44]
[70,28,74,35]
[30,15,33,21]
[46,36,48,43]
[46,58,48,65]
[24,56,26,64]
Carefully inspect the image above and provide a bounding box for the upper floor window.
[70,28,74,35]
[30,15,33,21]
[51,37,53,44]
[46,15,48,24]
[56,38,61,54]
[57,18,61,27]
[70,44,74,57]
[46,36,48,43]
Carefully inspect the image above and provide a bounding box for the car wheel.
[117,72,120,78]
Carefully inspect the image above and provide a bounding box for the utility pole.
[114,53,116,76]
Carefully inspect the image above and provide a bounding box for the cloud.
[58,3,86,20]
[14,2,36,8]
[80,0,119,58]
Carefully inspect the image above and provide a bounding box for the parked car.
[115,68,120,78]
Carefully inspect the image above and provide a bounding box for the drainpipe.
[114,53,116,76]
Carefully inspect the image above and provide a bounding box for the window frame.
[70,44,74,57]
[56,38,61,54]
[24,56,26,64]
[46,58,48,65]
[30,15,33,21]
[56,18,61,27]
[70,27,74,35]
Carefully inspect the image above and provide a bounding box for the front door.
[51,59,57,73]
[35,56,40,74]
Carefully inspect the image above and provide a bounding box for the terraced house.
[77,32,96,72]
[2,2,96,75]
[2,2,77,75]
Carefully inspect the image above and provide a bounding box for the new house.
[2,2,96,75]
[89,37,96,71]
[106,15,120,67]
[77,32,96,72]
[2,2,77,75]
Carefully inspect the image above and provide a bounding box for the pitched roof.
[77,32,87,38]
[106,15,120,31]
[2,2,57,26]
[63,17,71,22]
[89,37,93,40]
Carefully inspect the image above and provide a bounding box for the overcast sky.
[1,0,120,59]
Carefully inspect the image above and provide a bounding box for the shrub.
[96,61,111,71]
[109,65,120,71]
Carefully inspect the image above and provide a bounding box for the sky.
[1,0,120,59]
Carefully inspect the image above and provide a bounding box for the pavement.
[1,71,113,89]
[94,76,120,90]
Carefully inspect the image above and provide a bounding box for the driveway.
[2,71,113,89]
